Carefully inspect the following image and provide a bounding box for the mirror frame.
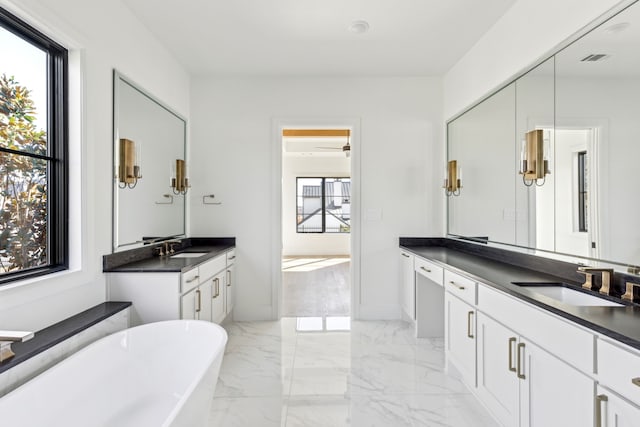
[112,70,187,252]
[445,0,640,272]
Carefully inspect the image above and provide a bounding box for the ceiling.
[283,137,348,157]
[122,0,516,77]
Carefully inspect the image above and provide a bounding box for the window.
[577,151,588,232]
[0,7,68,283]
[296,177,350,233]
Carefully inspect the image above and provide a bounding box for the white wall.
[443,0,623,120]
[0,0,189,330]
[282,155,350,256]
[189,77,442,320]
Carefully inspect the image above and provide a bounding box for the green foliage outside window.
[0,74,48,273]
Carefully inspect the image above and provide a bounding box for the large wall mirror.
[447,0,640,270]
[112,71,186,251]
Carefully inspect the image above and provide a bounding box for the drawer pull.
[186,275,200,283]
[595,394,608,427]
[228,255,236,261]
[508,337,517,373]
[420,266,432,273]
[517,343,526,379]
[401,253,410,258]
[467,311,474,339]
[632,377,640,387]
[448,281,465,290]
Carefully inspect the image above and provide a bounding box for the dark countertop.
[103,237,235,273]
[401,245,640,351]
[0,302,131,374]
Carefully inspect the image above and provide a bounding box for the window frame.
[296,176,350,234]
[577,150,588,233]
[0,7,68,284]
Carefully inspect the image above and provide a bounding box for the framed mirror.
[112,71,186,251]
[446,0,640,270]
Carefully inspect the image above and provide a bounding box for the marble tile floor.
[210,318,498,427]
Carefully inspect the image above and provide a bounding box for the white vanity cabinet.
[181,277,213,321]
[595,385,640,427]
[107,249,234,326]
[445,291,476,388]
[476,284,594,427]
[399,250,415,320]
[596,339,640,426]
[225,249,236,317]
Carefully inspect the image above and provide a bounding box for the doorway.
[534,127,600,258]
[280,129,352,321]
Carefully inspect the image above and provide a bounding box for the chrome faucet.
[577,267,614,296]
[0,330,34,362]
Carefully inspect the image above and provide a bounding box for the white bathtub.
[0,319,227,427]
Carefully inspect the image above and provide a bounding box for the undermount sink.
[170,252,208,259]
[513,283,624,307]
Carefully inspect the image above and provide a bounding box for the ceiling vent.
[581,54,610,62]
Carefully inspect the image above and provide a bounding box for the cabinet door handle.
[508,337,517,372]
[227,270,231,287]
[420,266,432,273]
[448,281,465,290]
[195,289,201,313]
[632,378,640,387]
[401,253,410,258]
[215,278,220,298]
[517,343,526,379]
[595,394,608,427]
[186,275,200,283]
[467,311,474,338]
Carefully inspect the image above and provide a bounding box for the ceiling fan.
[315,135,351,157]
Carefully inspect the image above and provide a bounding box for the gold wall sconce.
[519,129,550,187]
[118,138,142,189]
[443,160,462,197]
[171,159,190,195]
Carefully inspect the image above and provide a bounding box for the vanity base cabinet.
[107,250,235,326]
[399,250,415,320]
[596,385,640,427]
[476,312,519,427]
[476,312,594,427]
[445,292,476,388]
[211,271,226,324]
[520,338,594,427]
[181,277,214,322]
[108,272,181,326]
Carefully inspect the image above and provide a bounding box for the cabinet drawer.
[598,339,640,406]
[181,267,200,293]
[226,249,236,265]
[444,270,477,306]
[199,254,226,281]
[415,257,443,285]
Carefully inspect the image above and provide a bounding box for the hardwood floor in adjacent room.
[282,257,350,317]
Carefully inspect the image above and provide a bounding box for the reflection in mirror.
[447,83,516,244]
[515,57,555,252]
[112,71,186,251]
[555,1,640,266]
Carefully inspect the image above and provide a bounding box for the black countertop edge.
[103,237,235,272]
[0,302,131,374]
[400,237,637,298]
[400,243,640,351]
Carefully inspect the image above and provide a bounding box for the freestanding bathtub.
[0,319,227,427]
